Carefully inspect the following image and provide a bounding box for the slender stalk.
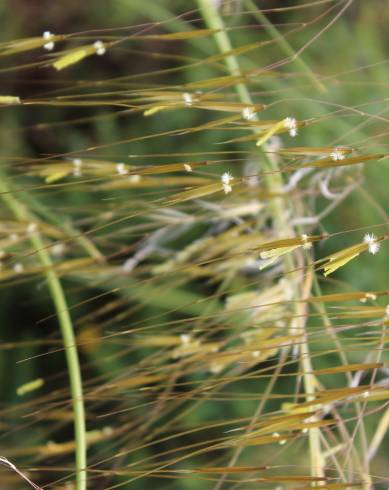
[310,273,371,479]
[298,269,325,481]
[197,0,325,483]
[367,406,389,462]
[0,176,87,490]
[196,0,292,240]
[197,0,252,105]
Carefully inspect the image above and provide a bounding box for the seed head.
[51,243,66,257]
[180,334,191,345]
[221,172,233,185]
[129,174,141,183]
[242,106,256,121]
[363,233,380,255]
[330,148,345,161]
[93,40,106,56]
[13,263,24,274]
[43,31,55,51]
[72,158,83,177]
[283,117,298,137]
[221,172,233,194]
[301,234,312,250]
[116,163,128,175]
[27,222,37,234]
[182,92,193,107]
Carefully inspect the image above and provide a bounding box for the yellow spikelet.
[53,48,90,71]
[0,95,21,104]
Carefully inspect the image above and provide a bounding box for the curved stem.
[0,177,87,490]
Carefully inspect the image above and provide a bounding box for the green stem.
[197,0,292,239]
[197,0,324,482]
[197,0,252,105]
[0,177,87,490]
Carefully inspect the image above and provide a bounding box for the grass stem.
[0,176,87,490]
[197,0,325,482]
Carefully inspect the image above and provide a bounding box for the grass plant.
[0,1,388,489]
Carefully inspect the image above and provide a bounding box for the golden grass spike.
[256,120,286,147]
[193,101,266,113]
[260,245,300,260]
[5,428,116,457]
[282,402,313,415]
[0,95,21,104]
[278,146,353,156]
[358,389,389,402]
[312,363,382,375]
[185,114,242,133]
[257,235,319,269]
[228,433,293,448]
[53,49,89,70]
[179,466,267,474]
[143,105,168,116]
[165,183,226,205]
[135,335,182,347]
[329,305,386,319]
[137,28,218,40]
[134,161,207,175]
[106,374,166,389]
[306,290,387,303]
[300,153,385,169]
[0,36,62,55]
[207,40,270,64]
[320,240,373,277]
[16,378,44,396]
[259,245,300,270]
[296,484,361,490]
[52,44,101,71]
[185,74,247,89]
[45,171,70,184]
[323,252,361,277]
